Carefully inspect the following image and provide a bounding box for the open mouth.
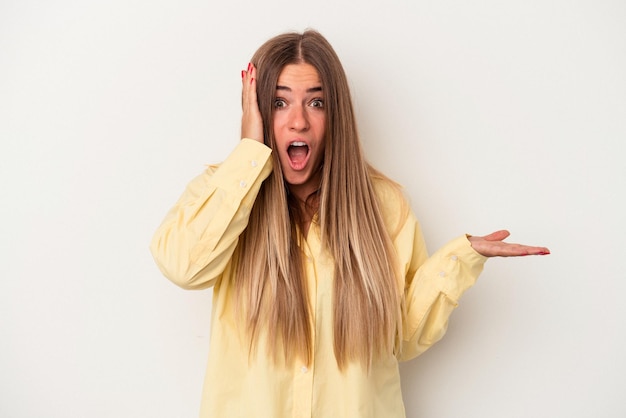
[287,141,310,169]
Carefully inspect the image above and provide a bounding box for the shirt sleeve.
[395,213,488,361]
[150,138,273,290]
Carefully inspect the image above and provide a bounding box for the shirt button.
[239,180,247,188]
[439,271,446,278]
[301,366,308,373]
[451,255,458,261]
[251,160,258,167]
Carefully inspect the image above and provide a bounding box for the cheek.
[272,114,286,144]
[313,114,326,137]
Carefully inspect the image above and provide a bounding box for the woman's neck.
[288,188,319,238]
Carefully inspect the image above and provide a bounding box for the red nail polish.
[241,70,245,79]
[248,62,251,71]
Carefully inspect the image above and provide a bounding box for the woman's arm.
[150,140,272,290]
[396,212,549,361]
[150,63,269,289]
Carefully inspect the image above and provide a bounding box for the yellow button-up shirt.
[150,139,487,418]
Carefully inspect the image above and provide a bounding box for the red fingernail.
[241,70,245,79]
[248,62,251,71]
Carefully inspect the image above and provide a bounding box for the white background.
[1,0,625,417]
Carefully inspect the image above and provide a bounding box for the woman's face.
[272,63,326,201]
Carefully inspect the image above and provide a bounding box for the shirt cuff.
[208,138,273,199]
[431,235,488,303]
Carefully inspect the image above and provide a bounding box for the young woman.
[150,30,549,418]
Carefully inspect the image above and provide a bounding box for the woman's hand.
[241,63,264,143]
[468,230,550,257]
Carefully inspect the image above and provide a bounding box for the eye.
[310,98,324,108]
[274,98,287,109]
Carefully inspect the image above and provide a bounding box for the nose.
[288,105,310,132]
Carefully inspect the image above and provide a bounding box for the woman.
[150,30,549,418]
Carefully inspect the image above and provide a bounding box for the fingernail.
[241,70,245,79]
[248,62,251,71]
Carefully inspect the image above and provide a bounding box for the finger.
[248,64,257,105]
[496,243,551,257]
[242,63,257,108]
[483,229,510,242]
[241,65,249,109]
[242,62,254,92]
[241,63,263,142]
[518,245,551,256]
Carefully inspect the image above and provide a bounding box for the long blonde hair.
[234,30,403,369]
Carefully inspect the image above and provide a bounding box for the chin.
[285,175,309,186]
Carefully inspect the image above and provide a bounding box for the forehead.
[276,63,321,89]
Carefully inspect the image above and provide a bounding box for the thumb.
[483,230,510,242]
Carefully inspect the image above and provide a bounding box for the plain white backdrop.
[1,0,624,417]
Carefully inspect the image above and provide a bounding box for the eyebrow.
[276,85,323,93]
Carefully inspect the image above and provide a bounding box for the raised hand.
[468,230,550,258]
[241,63,264,143]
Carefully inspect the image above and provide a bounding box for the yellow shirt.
[150,138,487,418]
